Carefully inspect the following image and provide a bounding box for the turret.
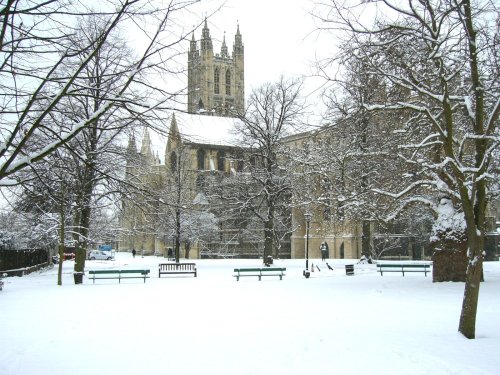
[189,32,198,60]
[166,113,181,156]
[233,23,245,114]
[233,23,244,56]
[221,32,228,58]
[141,129,154,164]
[127,133,137,155]
[200,18,213,52]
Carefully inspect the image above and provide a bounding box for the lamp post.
[303,212,312,278]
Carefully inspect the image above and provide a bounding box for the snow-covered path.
[1,254,499,375]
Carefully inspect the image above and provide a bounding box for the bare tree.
[0,0,197,186]
[162,142,195,262]
[315,0,499,339]
[228,77,304,261]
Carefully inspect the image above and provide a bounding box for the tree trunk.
[73,241,85,284]
[263,219,274,263]
[361,220,371,258]
[74,189,92,284]
[57,178,66,286]
[57,201,65,286]
[175,208,181,263]
[459,235,485,339]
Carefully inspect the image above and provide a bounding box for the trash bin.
[73,272,84,284]
[345,264,354,276]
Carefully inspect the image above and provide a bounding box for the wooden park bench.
[233,267,286,281]
[377,263,431,277]
[88,269,150,284]
[158,263,197,277]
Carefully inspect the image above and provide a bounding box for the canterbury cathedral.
[118,20,498,262]
[118,19,439,261]
[118,21,290,258]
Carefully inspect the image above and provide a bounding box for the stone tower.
[188,19,244,116]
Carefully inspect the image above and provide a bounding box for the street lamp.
[303,212,312,278]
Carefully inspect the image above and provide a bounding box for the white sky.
[200,0,325,91]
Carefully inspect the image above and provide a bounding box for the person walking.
[132,248,136,258]
[320,242,328,261]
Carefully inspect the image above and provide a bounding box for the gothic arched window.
[197,148,206,170]
[214,68,220,94]
[225,69,231,96]
[217,150,225,172]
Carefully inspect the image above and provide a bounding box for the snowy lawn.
[1,253,499,375]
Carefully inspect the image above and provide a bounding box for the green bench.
[88,269,150,283]
[377,263,431,277]
[233,267,286,281]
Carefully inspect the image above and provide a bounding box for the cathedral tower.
[188,19,245,116]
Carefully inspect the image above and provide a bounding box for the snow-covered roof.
[172,112,242,147]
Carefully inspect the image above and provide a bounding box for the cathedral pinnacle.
[127,133,137,154]
[221,31,228,57]
[201,17,213,51]
[233,22,243,55]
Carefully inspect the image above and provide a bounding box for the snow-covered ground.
[1,253,499,375]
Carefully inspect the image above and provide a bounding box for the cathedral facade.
[119,21,282,258]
